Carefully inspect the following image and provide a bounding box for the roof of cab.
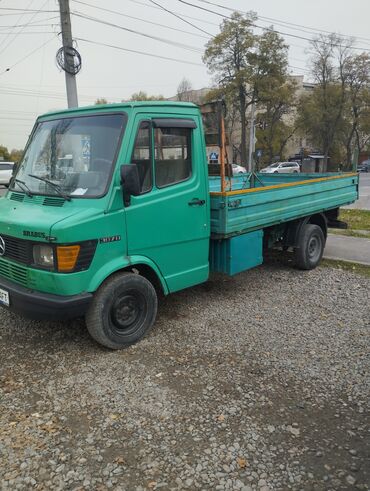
[38,100,199,119]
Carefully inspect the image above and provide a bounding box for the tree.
[255,80,297,163]
[0,145,10,161]
[128,91,164,101]
[203,12,289,164]
[10,148,23,162]
[341,53,370,165]
[297,34,353,170]
[95,98,108,105]
[177,77,193,101]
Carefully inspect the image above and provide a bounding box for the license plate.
[0,288,9,306]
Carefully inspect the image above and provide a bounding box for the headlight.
[33,245,54,268]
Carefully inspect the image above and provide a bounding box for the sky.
[0,0,370,149]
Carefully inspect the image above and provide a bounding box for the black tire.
[274,171,279,173]
[295,224,325,270]
[86,272,157,349]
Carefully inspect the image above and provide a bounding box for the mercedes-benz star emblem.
[0,236,5,256]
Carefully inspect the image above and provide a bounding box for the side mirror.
[120,164,140,206]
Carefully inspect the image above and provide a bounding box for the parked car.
[358,160,370,172]
[208,163,247,176]
[0,162,14,186]
[260,162,300,174]
[232,163,247,175]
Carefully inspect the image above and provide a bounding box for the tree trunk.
[346,124,356,166]
[239,88,247,165]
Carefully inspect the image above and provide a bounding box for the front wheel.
[86,272,158,349]
[295,224,325,270]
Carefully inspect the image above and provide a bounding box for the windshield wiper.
[27,174,71,201]
[14,179,34,197]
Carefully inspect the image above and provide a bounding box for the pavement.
[325,234,370,266]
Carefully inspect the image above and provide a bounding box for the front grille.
[10,193,24,202]
[0,257,28,287]
[1,234,32,265]
[75,240,97,271]
[9,193,65,207]
[43,197,65,207]
[0,234,97,274]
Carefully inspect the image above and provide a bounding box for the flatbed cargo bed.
[209,172,359,238]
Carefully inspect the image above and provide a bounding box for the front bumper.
[0,275,92,321]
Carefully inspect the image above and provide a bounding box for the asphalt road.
[345,173,370,210]
[325,234,370,265]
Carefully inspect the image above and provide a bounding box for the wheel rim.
[307,234,321,262]
[110,290,146,335]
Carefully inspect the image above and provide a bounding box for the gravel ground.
[0,258,369,491]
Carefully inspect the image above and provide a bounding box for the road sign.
[81,135,91,162]
[210,152,218,160]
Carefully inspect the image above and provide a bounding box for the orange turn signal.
[57,245,80,272]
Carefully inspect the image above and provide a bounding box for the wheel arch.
[307,213,327,239]
[284,212,328,247]
[88,256,169,295]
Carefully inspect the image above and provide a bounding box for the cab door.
[124,114,210,293]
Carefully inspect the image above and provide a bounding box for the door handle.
[188,198,205,206]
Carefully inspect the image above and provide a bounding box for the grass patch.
[321,258,370,278]
[328,209,370,238]
[338,209,370,230]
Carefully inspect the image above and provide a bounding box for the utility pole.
[248,102,255,173]
[58,0,78,108]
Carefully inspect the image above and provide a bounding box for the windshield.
[269,163,279,168]
[12,113,126,198]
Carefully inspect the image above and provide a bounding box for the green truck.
[0,102,358,348]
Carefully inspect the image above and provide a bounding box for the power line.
[176,0,370,53]
[0,35,56,76]
[0,0,50,56]
[0,84,93,99]
[73,11,205,53]
[196,0,370,44]
[148,0,213,37]
[0,7,57,12]
[70,0,209,39]
[126,0,219,26]
[75,37,204,66]
[0,0,35,51]
[0,31,56,35]
[0,16,60,29]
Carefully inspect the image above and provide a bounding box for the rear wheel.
[295,224,325,270]
[86,272,157,349]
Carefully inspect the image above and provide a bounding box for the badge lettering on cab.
[99,235,121,244]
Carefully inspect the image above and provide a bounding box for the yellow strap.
[210,173,358,197]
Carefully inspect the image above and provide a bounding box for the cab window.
[154,127,192,188]
[131,121,152,193]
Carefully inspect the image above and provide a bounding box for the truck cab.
[0,102,211,348]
